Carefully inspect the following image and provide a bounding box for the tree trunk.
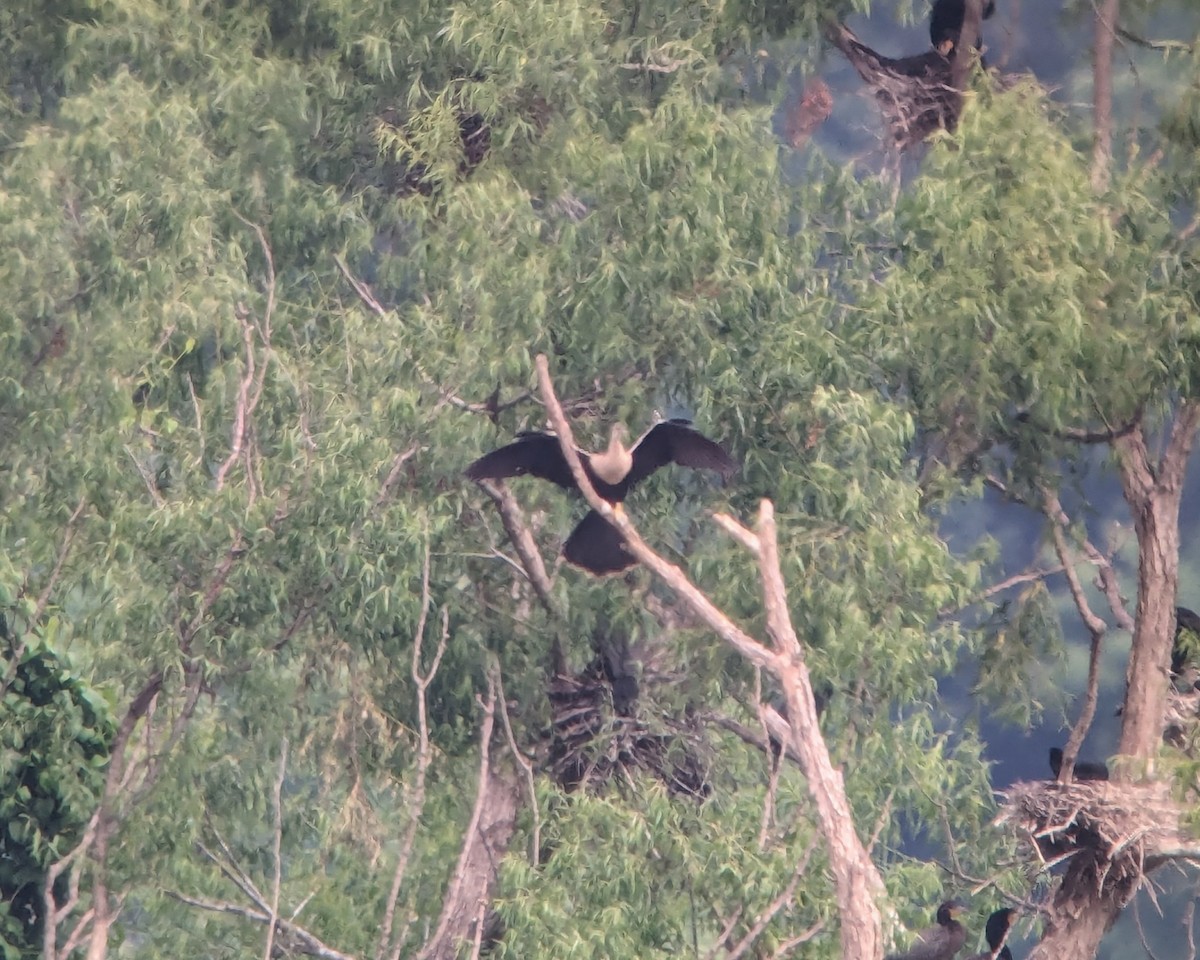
[416,767,519,960]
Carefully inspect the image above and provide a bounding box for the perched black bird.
[1171,606,1200,678]
[886,900,968,960]
[966,907,1017,960]
[465,419,737,575]
[1048,747,1109,782]
[825,23,962,150]
[930,0,997,56]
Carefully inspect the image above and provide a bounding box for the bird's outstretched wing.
[624,419,737,491]
[563,510,636,576]
[464,433,579,490]
[826,23,949,82]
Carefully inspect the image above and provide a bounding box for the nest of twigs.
[997,778,1188,909]
[548,656,710,798]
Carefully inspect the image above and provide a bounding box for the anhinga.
[465,418,737,575]
[1048,747,1109,782]
[930,0,997,56]
[886,900,968,960]
[966,907,1017,960]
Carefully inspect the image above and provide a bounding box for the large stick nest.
[997,779,1191,907]
[548,652,711,798]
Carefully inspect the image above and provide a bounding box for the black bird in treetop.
[1172,606,1200,678]
[966,907,1017,960]
[930,0,997,56]
[1048,747,1109,782]
[465,418,737,576]
[886,900,968,960]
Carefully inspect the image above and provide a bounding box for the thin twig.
[1091,0,1121,190]
[474,478,558,617]
[378,541,447,960]
[1041,485,1106,783]
[165,892,357,960]
[724,839,819,960]
[1,497,88,701]
[263,738,288,960]
[493,662,541,866]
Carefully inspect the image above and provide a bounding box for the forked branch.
[533,353,885,959]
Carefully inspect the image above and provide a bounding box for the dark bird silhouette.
[465,419,737,575]
[930,0,997,56]
[1048,747,1109,782]
[1171,606,1200,678]
[886,900,968,960]
[825,23,961,150]
[966,907,1017,960]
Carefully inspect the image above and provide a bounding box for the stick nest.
[997,779,1189,906]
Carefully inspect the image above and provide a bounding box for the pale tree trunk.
[1029,406,1200,960]
[534,355,887,960]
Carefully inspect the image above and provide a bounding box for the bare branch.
[199,837,270,913]
[377,542,446,960]
[1041,486,1106,783]
[1,497,88,700]
[334,257,530,420]
[493,662,541,866]
[618,57,688,74]
[723,838,819,960]
[533,355,779,674]
[373,444,420,512]
[413,676,501,960]
[165,892,357,960]
[1013,409,1139,444]
[32,495,88,621]
[264,739,288,960]
[1092,0,1121,190]
[473,478,558,618]
[534,353,885,959]
[713,511,761,558]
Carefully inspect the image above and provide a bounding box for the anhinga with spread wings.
[885,900,968,960]
[465,418,737,576]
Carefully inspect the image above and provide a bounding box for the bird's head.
[607,422,630,451]
[936,900,967,924]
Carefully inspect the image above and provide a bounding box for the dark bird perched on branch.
[465,419,737,576]
[886,900,968,960]
[930,0,997,56]
[1048,747,1109,782]
[1171,606,1200,678]
[825,24,959,150]
[966,907,1017,960]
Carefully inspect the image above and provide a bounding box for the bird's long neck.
[590,430,632,485]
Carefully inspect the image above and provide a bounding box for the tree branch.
[264,739,288,960]
[165,892,357,960]
[723,838,819,960]
[377,542,447,960]
[473,478,559,618]
[533,353,885,959]
[1091,0,1121,190]
[532,355,779,674]
[1040,486,1106,783]
[413,677,505,960]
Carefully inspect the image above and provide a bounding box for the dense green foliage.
[1,603,113,960]
[2,0,1199,957]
